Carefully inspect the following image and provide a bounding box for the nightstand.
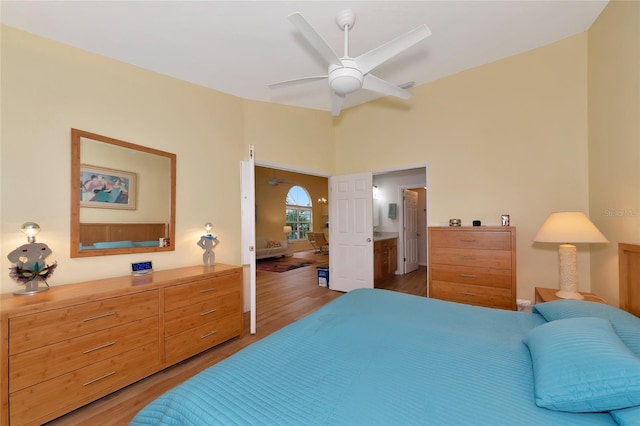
[534,287,607,304]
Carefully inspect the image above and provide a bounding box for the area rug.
[256,258,315,273]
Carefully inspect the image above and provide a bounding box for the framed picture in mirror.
[80,165,137,210]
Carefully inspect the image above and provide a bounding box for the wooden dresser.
[0,264,242,426]
[428,227,516,310]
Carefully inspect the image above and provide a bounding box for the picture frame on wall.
[80,164,137,210]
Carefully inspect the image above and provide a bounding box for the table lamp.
[533,211,608,299]
[197,222,218,266]
[7,222,57,295]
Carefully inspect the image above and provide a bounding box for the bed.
[79,222,167,249]
[132,287,640,425]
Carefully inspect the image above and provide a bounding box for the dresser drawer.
[164,290,241,337]
[165,313,242,365]
[9,316,158,393]
[380,238,397,249]
[9,290,159,355]
[431,281,512,309]
[429,230,512,250]
[430,264,511,289]
[164,273,240,312]
[430,247,511,269]
[9,343,159,426]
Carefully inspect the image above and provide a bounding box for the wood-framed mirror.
[70,129,176,258]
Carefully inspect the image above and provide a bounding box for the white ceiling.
[1,1,608,114]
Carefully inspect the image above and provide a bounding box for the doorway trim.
[256,160,331,179]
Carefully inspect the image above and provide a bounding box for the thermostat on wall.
[131,261,153,276]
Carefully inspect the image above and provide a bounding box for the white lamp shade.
[533,212,608,244]
[283,226,292,233]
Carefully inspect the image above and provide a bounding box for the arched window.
[285,186,312,241]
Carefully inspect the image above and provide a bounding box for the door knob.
[367,238,372,242]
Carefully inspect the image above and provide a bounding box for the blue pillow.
[522,317,640,413]
[611,405,640,426]
[133,240,160,247]
[533,299,640,357]
[93,240,135,249]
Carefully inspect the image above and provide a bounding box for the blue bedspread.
[132,289,615,425]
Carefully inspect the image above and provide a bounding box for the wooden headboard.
[619,243,640,316]
[79,223,167,246]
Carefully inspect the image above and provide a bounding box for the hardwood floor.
[46,251,427,425]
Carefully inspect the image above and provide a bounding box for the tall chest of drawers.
[0,264,242,426]
[428,227,516,310]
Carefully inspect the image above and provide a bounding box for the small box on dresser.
[0,264,243,426]
[428,226,516,310]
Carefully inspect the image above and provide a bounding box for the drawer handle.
[200,308,218,316]
[200,330,218,339]
[199,288,218,293]
[460,239,476,243]
[83,312,115,322]
[460,292,477,297]
[83,371,115,386]
[460,274,477,278]
[83,341,116,354]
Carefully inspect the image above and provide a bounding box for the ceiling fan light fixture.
[330,76,362,95]
[329,63,363,95]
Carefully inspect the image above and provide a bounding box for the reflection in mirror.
[70,129,176,257]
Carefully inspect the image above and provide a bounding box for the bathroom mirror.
[70,129,176,257]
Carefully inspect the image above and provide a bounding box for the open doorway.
[403,187,428,272]
[251,164,427,297]
[372,167,428,276]
[254,165,329,260]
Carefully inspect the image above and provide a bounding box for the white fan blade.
[268,75,328,89]
[288,12,341,66]
[362,74,412,100]
[354,24,431,75]
[331,93,345,116]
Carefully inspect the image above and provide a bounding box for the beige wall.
[0,26,332,293]
[588,0,640,305]
[0,25,239,292]
[2,4,637,305]
[242,100,335,172]
[334,34,591,302]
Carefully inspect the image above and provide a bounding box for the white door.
[329,172,374,292]
[403,189,419,274]
[240,146,257,334]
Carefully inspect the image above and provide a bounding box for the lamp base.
[13,279,50,296]
[14,286,49,296]
[555,289,584,300]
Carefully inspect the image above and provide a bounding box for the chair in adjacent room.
[307,232,329,254]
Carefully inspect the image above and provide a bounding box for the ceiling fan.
[269,9,431,116]
[268,177,294,186]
